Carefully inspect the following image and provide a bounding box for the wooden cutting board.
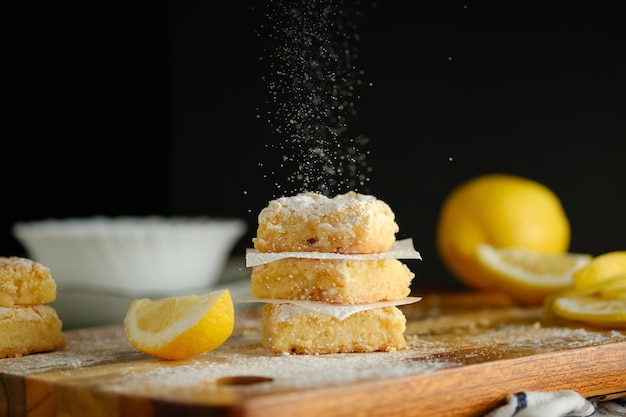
[1,291,625,417]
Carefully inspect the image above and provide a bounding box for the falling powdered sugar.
[256,0,372,196]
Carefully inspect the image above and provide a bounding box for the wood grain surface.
[1,291,625,417]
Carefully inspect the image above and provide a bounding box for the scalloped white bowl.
[12,216,247,297]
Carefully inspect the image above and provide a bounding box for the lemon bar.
[260,304,407,355]
[251,258,414,304]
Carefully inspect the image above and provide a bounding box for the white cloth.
[484,390,626,417]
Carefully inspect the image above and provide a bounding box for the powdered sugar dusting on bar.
[257,192,385,226]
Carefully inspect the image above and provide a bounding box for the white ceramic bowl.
[12,216,247,297]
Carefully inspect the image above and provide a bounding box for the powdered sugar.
[257,192,385,226]
[2,305,625,405]
[103,340,458,395]
[256,1,372,195]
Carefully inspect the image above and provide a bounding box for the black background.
[3,1,625,290]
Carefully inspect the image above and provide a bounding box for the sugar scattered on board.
[3,315,625,398]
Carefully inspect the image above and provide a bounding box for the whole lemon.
[436,173,571,289]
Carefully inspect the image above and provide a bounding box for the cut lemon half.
[572,251,626,290]
[124,289,234,360]
[476,244,592,305]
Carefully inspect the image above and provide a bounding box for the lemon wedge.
[572,251,626,290]
[475,244,591,304]
[124,289,234,360]
[592,273,626,300]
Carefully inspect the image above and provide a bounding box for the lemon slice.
[545,275,626,327]
[124,289,234,360]
[551,293,626,328]
[476,244,592,304]
[572,251,626,290]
